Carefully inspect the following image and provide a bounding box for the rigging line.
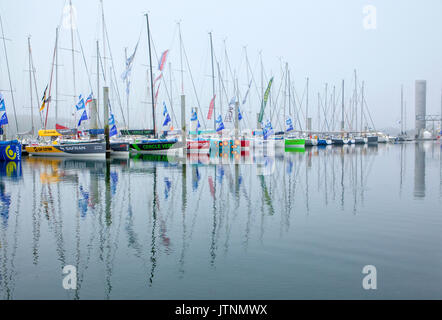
[28,38,43,127]
[182,37,207,129]
[269,68,286,126]
[75,29,93,94]
[149,33,179,129]
[0,13,19,133]
[292,84,304,131]
[103,15,126,127]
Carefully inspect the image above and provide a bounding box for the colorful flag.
[216,115,224,132]
[258,77,274,123]
[263,120,274,140]
[207,94,216,120]
[109,114,115,125]
[163,113,171,127]
[190,110,197,121]
[109,124,118,137]
[0,93,5,112]
[0,113,8,126]
[158,50,169,71]
[286,117,294,132]
[39,85,49,112]
[163,101,168,116]
[75,95,85,111]
[77,110,88,127]
[85,93,93,106]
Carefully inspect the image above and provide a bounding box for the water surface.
[0,142,441,299]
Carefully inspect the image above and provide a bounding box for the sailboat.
[128,14,184,156]
[26,3,106,158]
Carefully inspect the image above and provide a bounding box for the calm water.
[0,142,441,299]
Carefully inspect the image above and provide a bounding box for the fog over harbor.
[0,0,441,132]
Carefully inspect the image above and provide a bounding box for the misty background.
[0,0,441,135]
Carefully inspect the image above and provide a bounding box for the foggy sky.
[0,0,441,132]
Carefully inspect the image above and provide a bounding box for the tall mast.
[0,13,19,133]
[209,32,216,130]
[284,62,288,133]
[400,85,404,135]
[361,81,364,133]
[96,40,100,125]
[101,0,106,83]
[306,77,309,134]
[178,23,184,95]
[288,69,291,117]
[55,27,59,125]
[69,0,76,107]
[145,13,156,137]
[28,36,34,135]
[354,69,357,133]
[341,79,345,134]
[125,47,129,128]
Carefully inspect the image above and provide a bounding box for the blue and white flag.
[0,93,5,112]
[238,106,243,121]
[0,113,8,126]
[121,42,139,81]
[216,115,224,132]
[77,110,88,127]
[197,120,201,129]
[109,114,115,126]
[163,102,168,116]
[109,124,118,137]
[263,120,274,140]
[190,110,197,121]
[163,113,171,127]
[286,117,294,132]
[75,95,85,111]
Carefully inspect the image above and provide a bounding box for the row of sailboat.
[0,2,388,162]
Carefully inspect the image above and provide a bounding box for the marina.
[0,0,441,303]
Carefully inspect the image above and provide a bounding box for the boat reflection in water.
[0,142,441,299]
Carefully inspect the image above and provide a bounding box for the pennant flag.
[238,106,243,121]
[77,110,88,127]
[216,115,224,132]
[0,93,5,112]
[158,50,169,71]
[121,42,139,80]
[109,124,118,137]
[109,114,115,126]
[75,95,85,111]
[207,94,216,120]
[0,113,8,126]
[163,113,171,127]
[197,120,201,130]
[242,80,252,105]
[190,110,197,121]
[263,120,274,140]
[39,85,49,112]
[258,77,274,123]
[163,101,168,116]
[85,93,93,106]
[286,117,294,132]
